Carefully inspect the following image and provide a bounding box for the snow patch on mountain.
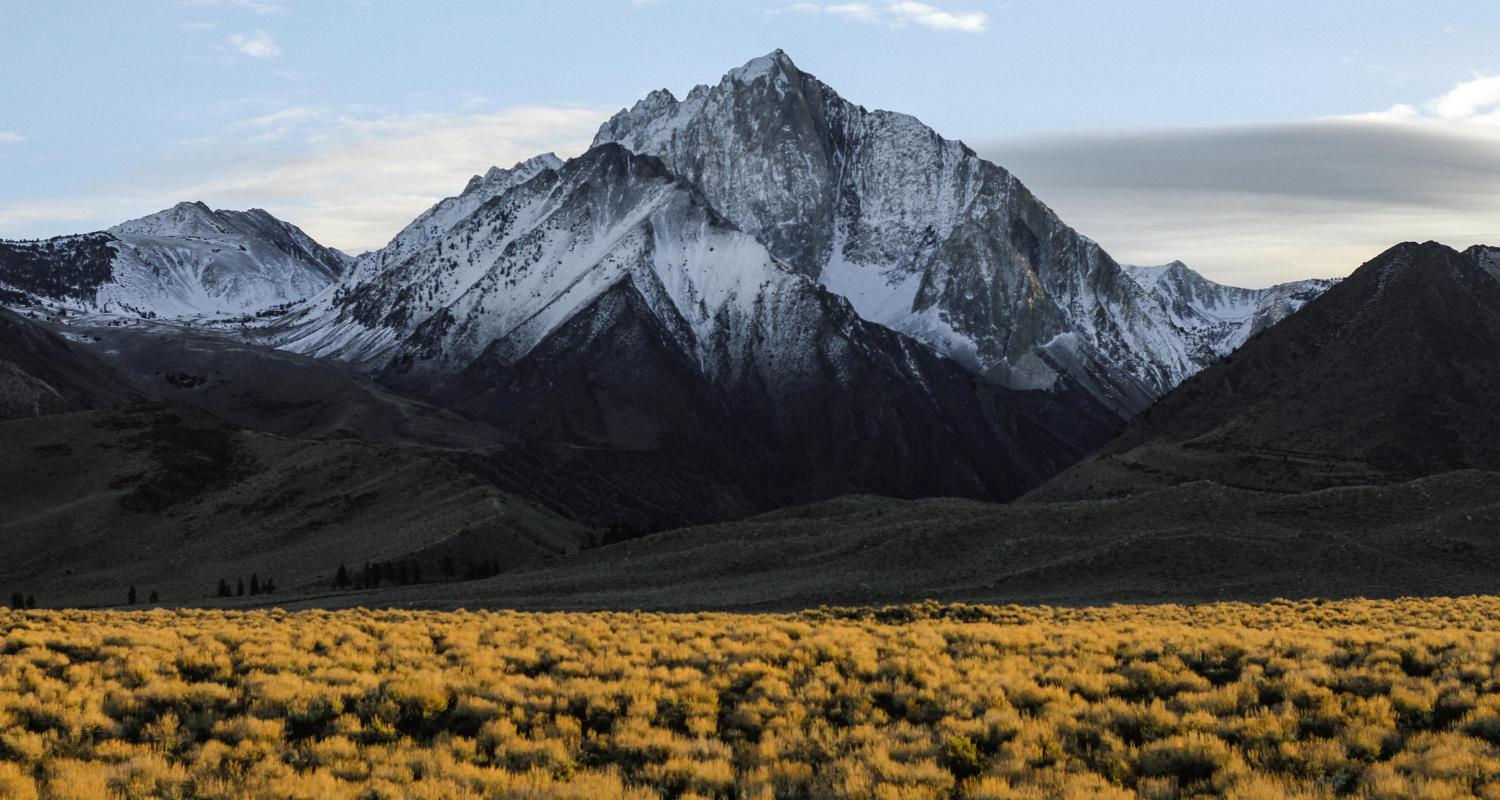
[1123,261,1335,358]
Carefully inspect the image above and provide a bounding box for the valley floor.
[3,597,1500,799]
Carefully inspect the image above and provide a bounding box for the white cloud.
[978,74,1500,285]
[0,105,611,253]
[0,132,24,144]
[227,29,281,59]
[1428,74,1500,122]
[787,1,986,33]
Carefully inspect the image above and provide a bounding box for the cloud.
[181,0,285,13]
[978,118,1500,285]
[963,71,1500,286]
[786,1,986,33]
[1428,73,1500,122]
[0,132,24,144]
[0,105,611,254]
[227,29,281,59]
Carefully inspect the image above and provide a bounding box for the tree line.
[214,574,277,598]
[330,557,503,591]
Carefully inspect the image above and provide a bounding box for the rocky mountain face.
[0,308,139,421]
[1122,261,1335,365]
[594,50,1263,415]
[275,143,1117,504]
[1030,241,1500,501]
[0,202,350,318]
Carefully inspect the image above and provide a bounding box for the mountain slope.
[274,143,1116,504]
[1123,261,1334,362]
[0,202,349,318]
[0,308,139,420]
[594,50,1239,414]
[244,469,1500,611]
[1030,241,1500,500]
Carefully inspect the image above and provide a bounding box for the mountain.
[1030,241,1500,501]
[344,154,565,288]
[1122,261,1335,364]
[0,202,350,318]
[0,307,138,420]
[273,143,1117,505]
[240,469,1500,612]
[593,50,1263,415]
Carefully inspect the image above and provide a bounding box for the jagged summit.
[593,50,1317,414]
[466,153,563,194]
[724,48,797,84]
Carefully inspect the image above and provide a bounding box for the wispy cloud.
[977,75,1500,285]
[0,132,24,145]
[182,0,285,14]
[0,105,610,253]
[785,1,987,33]
[226,29,281,59]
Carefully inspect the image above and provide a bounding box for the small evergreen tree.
[442,557,455,579]
[249,574,260,596]
[127,585,137,605]
[412,562,422,584]
[24,596,34,610]
[9,592,22,610]
[263,578,276,593]
[218,579,232,598]
[148,590,159,603]
[236,578,245,597]
[334,564,350,588]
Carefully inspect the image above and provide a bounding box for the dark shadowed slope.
[222,469,1500,612]
[1028,242,1500,501]
[0,308,138,420]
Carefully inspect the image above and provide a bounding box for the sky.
[2,1,1499,286]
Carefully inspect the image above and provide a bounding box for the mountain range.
[6,50,1498,609]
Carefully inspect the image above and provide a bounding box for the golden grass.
[4,597,1500,798]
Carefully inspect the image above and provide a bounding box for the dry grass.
[4,597,1500,798]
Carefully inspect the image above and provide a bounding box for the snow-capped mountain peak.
[593,49,1233,413]
[1,203,348,318]
[109,200,227,238]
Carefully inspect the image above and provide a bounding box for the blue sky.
[3,0,1499,284]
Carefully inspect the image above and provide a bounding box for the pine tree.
[335,564,349,588]
[9,592,22,610]
[442,556,455,579]
[148,591,159,603]
[398,561,410,585]
[218,579,232,598]
[24,596,34,610]
[236,578,245,597]
[263,578,276,593]
[127,585,137,605]
[412,562,423,584]
[249,574,260,596]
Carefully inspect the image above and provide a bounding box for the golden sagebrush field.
[4,598,1500,799]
